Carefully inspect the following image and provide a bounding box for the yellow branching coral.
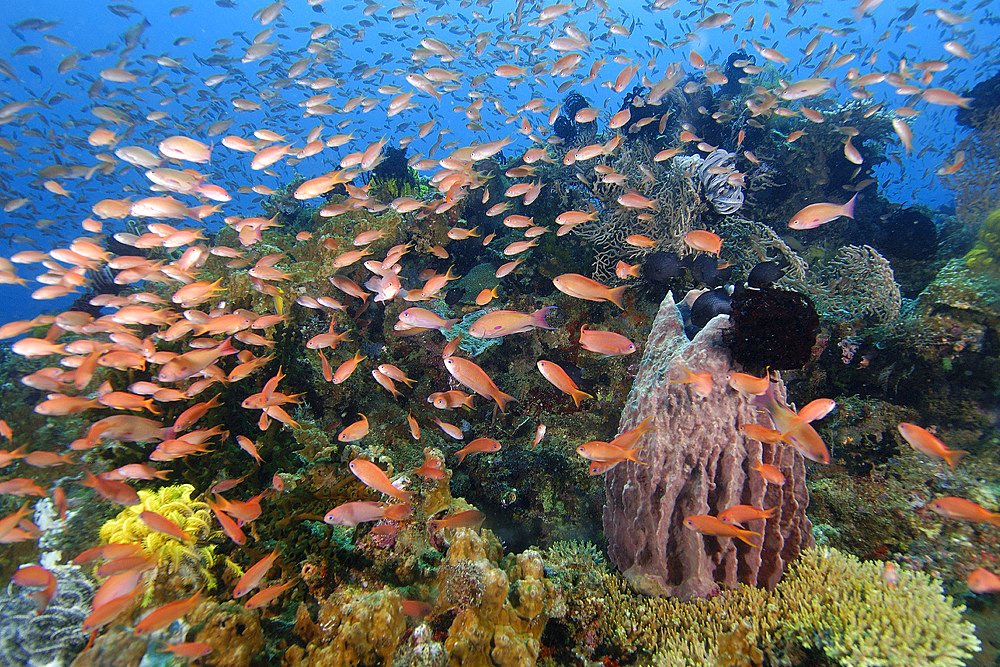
[593,547,979,666]
[98,484,223,589]
[776,547,980,667]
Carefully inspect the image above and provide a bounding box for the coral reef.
[942,107,1000,227]
[774,547,979,666]
[568,545,979,666]
[603,291,813,598]
[189,599,265,667]
[964,209,1000,276]
[570,144,703,281]
[0,564,94,667]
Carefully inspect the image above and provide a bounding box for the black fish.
[747,261,786,288]
[690,288,733,328]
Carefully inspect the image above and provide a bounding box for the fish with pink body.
[467,306,556,339]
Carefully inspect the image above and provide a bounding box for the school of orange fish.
[1,0,998,656]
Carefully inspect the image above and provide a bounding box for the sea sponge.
[292,587,406,666]
[97,484,225,590]
[441,530,560,667]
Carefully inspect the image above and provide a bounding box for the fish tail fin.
[763,506,779,519]
[842,193,858,219]
[494,391,516,413]
[943,449,969,472]
[738,529,763,548]
[532,305,557,330]
[623,447,644,464]
[455,451,467,465]
[216,337,238,357]
[571,389,593,408]
[443,318,459,331]
[608,285,627,310]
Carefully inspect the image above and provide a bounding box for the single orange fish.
[428,509,485,534]
[139,511,193,542]
[134,589,203,635]
[897,423,968,471]
[683,230,723,255]
[579,325,635,356]
[161,642,213,658]
[443,356,515,412]
[671,365,713,397]
[455,437,501,464]
[751,460,786,486]
[968,568,1000,594]
[244,579,297,610]
[683,514,761,548]
[348,458,414,504]
[338,414,370,442]
[718,504,777,525]
[552,273,626,309]
[537,360,592,407]
[233,549,279,598]
[12,565,57,614]
[927,497,1000,527]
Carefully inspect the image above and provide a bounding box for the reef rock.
[603,292,813,599]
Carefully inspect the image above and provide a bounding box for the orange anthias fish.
[134,590,204,635]
[718,504,777,525]
[455,437,501,464]
[537,360,593,407]
[12,565,57,614]
[967,568,1000,594]
[751,460,786,486]
[579,325,635,356]
[338,414,370,442]
[788,194,858,230]
[467,307,556,339]
[428,509,485,534]
[671,365,713,397]
[244,579,297,610]
[552,273,627,309]
[683,514,762,548]
[348,458,414,504]
[927,497,1000,527]
[683,230,723,255]
[443,356,515,412]
[897,422,968,471]
[233,549,279,598]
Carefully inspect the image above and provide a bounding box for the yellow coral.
[965,209,1000,275]
[593,547,980,666]
[98,484,223,590]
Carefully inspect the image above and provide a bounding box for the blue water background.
[0,0,994,322]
